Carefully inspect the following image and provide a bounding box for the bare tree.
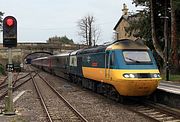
[77,15,100,46]
[78,17,88,45]
[92,26,101,46]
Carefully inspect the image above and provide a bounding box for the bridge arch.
[24,51,53,63]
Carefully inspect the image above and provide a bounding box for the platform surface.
[158,81,180,95]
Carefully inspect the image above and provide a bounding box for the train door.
[105,51,114,80]
[105,51,111,80]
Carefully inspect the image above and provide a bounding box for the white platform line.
[13,91,26,103]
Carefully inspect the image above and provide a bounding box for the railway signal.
[3,16,17,47]
[3,16,17,115]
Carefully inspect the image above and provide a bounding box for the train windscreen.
[123,51,151,64]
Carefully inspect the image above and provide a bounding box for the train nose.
[115,80,159,96]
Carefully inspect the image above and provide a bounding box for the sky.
[0,0,141,45]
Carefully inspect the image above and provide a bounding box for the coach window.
[71,58,74,65]
[56,57,59,65]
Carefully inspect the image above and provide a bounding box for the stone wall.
[116,19,136,40]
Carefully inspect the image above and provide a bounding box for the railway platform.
[158,80,180,95]
[151,80,180,109]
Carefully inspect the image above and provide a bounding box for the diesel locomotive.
[32,39,161,98]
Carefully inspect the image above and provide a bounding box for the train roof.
[32,56,49,61]
[78,39,149,54]
[106,39,149,50]
[70,49,83,55]
[52,52,70,57]
[78,45,108,54]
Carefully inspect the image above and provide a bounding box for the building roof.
[113,14,138,31]
[113,15,129,30]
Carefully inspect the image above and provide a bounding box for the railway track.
[126,99,180,122]
[0,73,21,90]
[0,76,7,86]
[0,72,35,100]
[0,73,19,100]
[30,70,88,122]
[30,65,180,122]
[0,72,34,113]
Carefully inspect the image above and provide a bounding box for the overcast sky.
[0,0,140,44]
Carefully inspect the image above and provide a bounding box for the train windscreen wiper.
[125,57,141,63]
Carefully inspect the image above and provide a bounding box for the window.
[123,51,151,63]
[70,56,77,66]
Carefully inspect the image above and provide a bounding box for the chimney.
[122,3,128,15]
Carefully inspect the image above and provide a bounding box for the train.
[31,39,161,99]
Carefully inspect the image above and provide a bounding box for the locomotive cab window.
[123,51,151,64]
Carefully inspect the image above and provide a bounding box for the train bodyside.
[50,53,70,78]
[31,57,49,70]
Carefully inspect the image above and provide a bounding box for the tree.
[92,26,101,46]
[125,11,152,43]
[170,0,180,71]
[130,0,180,72]
[150,0,179,72]
[77,15,100,46]
[150,0,164,61]
[0,11,4,31]
[47,35,74,44]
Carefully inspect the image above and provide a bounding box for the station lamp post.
[162,1,169,81]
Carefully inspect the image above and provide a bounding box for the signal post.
[3,16,17,115]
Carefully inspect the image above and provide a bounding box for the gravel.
[8,70,155,122]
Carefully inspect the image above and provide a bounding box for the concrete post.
[4,48,15,115]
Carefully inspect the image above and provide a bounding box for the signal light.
[3,16,17,48]
[6,18,14,26]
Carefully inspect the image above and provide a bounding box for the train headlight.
[123,73,136,78]
[129,74,135,78]
[152,73,161,78]
[123,74,130,78]
[153,74,158,78]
